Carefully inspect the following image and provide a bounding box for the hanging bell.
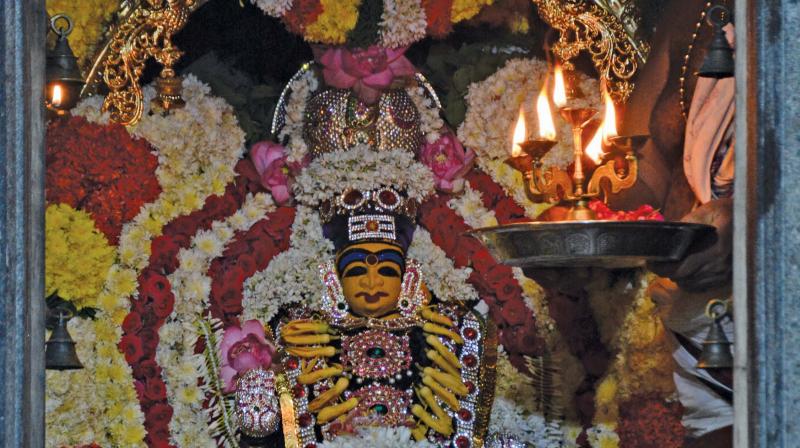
[698,5,735,79]
[696,300,733,370]
[45,312,83,370]
[45,14,85,114]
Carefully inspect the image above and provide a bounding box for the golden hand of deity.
[282,319,339,358]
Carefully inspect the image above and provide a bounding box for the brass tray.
[467,221,715,268]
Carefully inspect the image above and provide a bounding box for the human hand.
[648,197,733,293]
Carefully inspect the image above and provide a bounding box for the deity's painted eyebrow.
[337,247,405,272]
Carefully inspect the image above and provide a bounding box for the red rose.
[265,207,296,239]
[162,214,202,239]
[139,270,171,303]
[484,265,522,303]
[122,311,143,334]
[119,334,145,364]
[149,235,181,274]
[133,359,161,379]
[143,377,167,402]
[138,328,159,356]
[423,0,454,37]
[493,197,526,223]
[470,249,496,275]
[500,299,528,326]
[151,289,175,319]
[500,323,545,356]
[236,254,258,277]
[145,402,174,428]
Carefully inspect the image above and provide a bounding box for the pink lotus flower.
[219,319,276,393]
[313,45,417,104]
[418,132,476,193]
[250,141,304,206]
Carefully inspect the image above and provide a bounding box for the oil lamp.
[46,14,84,116]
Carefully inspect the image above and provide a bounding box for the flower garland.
[250,0,493,44]
[45,203,115,310]
[379,0,427,48]
[45,115,162,244]
[407,227,478,302]
[458,58,601,218]
[58,76,245,447]
[277,68,319,163]
[318,426,437,448]
[243,204,332,322]
[157,192,274,447]
[407,84,445,144]
[304,0,362,44]
[293,145,435,206]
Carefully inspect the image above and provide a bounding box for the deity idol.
[222,54,506,447]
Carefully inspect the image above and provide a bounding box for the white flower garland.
[407,227,478,302]
[279,69,319,163]
[54,76,246,447]
[458,58,601,218]
[379,0,427,49]
[157,192,274,447]
[406,85,444,144]
[318,426,436,448]
[251,0,293,17]
[293,145,435,206]
[243,204,334,322]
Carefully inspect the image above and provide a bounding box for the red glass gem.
[286,357,299,370]
[366,220,379,231]
[463,354,477,367]
[293,384,305,398]
[305,444,317,448]
[464,380,475,394]
[463,327,478,340]
[298,412,313,427]
[458,408,473,421]
[343,190,363,206]
[379,190,398,206]
[456,435,471,448]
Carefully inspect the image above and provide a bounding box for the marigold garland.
[45,203,115,309]
[451,0,493,22]
[303,0,362,44]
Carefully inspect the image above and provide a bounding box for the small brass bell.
[45,312,83,370]
[696,299,733,370]
[698,5,735,79]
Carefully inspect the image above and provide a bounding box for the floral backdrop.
[44,1,685,447]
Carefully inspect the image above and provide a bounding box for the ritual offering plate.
[468,221,715,268]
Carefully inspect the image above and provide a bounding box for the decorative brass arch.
[84,0,648,126]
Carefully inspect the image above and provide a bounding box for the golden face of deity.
[336,242,405,319]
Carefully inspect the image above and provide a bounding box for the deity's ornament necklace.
[679,1,714,120]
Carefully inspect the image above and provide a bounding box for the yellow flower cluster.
[451,0,494,23]
[304,0,361,44]
[46,0,118,70]
[45,203,115,310]
[593,272,676,427]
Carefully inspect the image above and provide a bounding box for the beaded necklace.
[679,1,713,120]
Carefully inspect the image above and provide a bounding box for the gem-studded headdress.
[321,186,418,254]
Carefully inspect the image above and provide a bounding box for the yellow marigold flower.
[304,0,360,44]
[595,376,618,406]
[46,203,115,310]
[451,0,494,23]
[510,16,530,34]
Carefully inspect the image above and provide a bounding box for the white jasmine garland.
[379,0,427,49]
[318,426,437,448]
[279,69,319,163]
[293,145,435,206]
[158,192,274,447]
[243,205,333,322]
[407,227,478,302]
[251,0,293,17]
[406,85,444,144]
[54,77,245,448]
[447,181,499,229]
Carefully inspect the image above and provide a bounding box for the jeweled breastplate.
[303,88,424,157]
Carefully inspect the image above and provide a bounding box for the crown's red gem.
[379,190,398,206]
[344,190,363,206]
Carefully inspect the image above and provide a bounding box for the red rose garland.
[46,116,161,244]
[617,395,686,447]
[119,159,266,447]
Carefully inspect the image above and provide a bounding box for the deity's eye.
[343,266,368,277]
[378,266,400,277]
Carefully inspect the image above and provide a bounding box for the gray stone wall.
[0,1,46,447]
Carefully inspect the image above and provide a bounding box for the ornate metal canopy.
[83,0,648,125]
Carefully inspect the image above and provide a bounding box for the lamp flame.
[585,127,604,164]
[602,90,618,144]
[512,108,527,156]
[536,88,557,140]
[51,84,63,107]
[553,65,567,108]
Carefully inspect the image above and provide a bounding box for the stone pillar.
[0,1,47,447]
[734,0,800,446]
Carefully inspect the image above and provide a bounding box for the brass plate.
[467,221,715,268]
